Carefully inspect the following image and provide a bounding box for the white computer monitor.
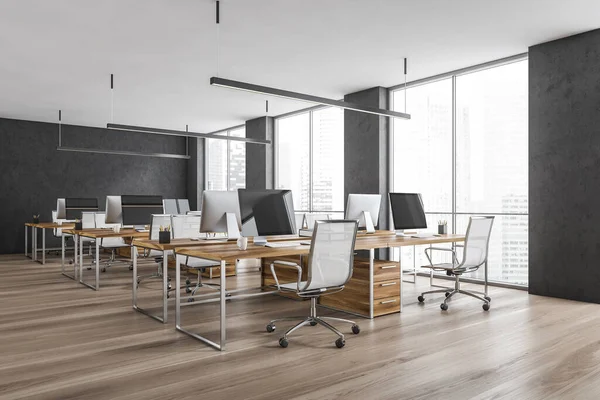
[56,198,66,220]
[345,194,381,233]
[199,191,241,240]
[105,195,123,224]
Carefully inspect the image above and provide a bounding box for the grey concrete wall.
[187,138,203,211]
[245,116,274,190]
[0,117,188,254]
[344,87,389,230]
[529,29,600,303]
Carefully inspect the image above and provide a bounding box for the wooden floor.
[1,254,600,400]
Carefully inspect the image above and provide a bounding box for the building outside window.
[206,127,246,191]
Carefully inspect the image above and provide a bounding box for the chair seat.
[147,249,172,258]
[421,263,457,270]
[279,282,306,291]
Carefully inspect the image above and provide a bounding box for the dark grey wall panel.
[0,117,188,254]
[344,87,389,230]
[187,137,200,211]
[529,29,600,303]
[245,116,274,190]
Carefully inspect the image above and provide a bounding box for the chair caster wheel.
[310,321,317,326]
[101,268,106,273]
[266,324,275,333]
[440,303,448,311]
[87,267,92,270]
[351,325,360,334]
[129,265,133,271]
[445,292,450,297]
[335,338,345,348]
[484,296,491,302]
[185,287,191,294]
[483,303,490,311]
[417,295,425,303]
[279,337,288,348]
[187,297,195,303]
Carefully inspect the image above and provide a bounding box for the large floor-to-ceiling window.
[391,57,528,286]
[205,126,246,191]
[275,107,344,214]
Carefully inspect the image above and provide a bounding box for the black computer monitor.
[238,189,296,244]
[121,195,163,226]
[389,193,427,233]
[65,198,99,220]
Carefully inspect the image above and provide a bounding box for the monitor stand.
[254,236,268,246]
[203,213,240,241]
[362,211,376,234]
[395,230,418,237]
[134,225,146,231]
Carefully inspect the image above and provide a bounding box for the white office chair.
[177,199,191,215]
[94,212,130,272]
[418,216,495,311]
[266,220,359,348]
[171,215,221,302]
[137,214,174,286]
[51,210,72,256]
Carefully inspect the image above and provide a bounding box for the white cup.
[113,225,121,233]
[57,221,63,226]
[237,237,248,251]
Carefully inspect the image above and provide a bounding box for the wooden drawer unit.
[201,264,236,278]
[319,258,402,317]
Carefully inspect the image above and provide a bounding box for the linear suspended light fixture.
[106,123,271,145]
[57,146,191,160]
[210,77,411,120]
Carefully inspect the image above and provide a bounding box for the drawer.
[373,279,401,299]
[373,296,401,316]
[352,258,400,282]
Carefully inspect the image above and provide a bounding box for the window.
[391,58,528,286]
[275,107,344,213]
[205,127,246,191]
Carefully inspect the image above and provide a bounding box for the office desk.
[131,238,233,323]
[173,233,440,351]
[24,222,75,265]
[65,228,148,290]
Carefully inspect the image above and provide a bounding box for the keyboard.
[135,229,149,233]
[265,241,310,248]
[411,233,436,238]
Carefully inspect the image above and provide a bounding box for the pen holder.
[75,221,82,230]
[438,224,447,235]
[158,231,171,244]
[32,217,40,224]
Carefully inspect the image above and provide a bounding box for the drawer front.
[373,296,401,316]
[352,258,400,282]
[373,279,401,299]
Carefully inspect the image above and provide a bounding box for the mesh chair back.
[304,220,358,292]
[177,199,191,215]
[172,215,201,239]
[94,212,125,247]
[163,199,178,215]
[150,214,173,240]
[461,216,494,268]
[81,212,96,229]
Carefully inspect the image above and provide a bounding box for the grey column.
[344,86,390,258]
[245,116,274,190]
[187,138,204,211]
[529,28,600,303]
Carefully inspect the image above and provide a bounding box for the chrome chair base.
[418,276,491,311]
[266,298,360,348]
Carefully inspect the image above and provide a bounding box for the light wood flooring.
[1,253,600,400]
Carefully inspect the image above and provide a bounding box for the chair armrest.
[270,260,302,292]
[424,247,459,266]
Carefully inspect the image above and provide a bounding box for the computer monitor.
[105,195,123,224]
[65,198,99,220]
[121,195,163,228]
[56,198,67,220]
[238,189,296,245]
[163,199,178,215]
[389,193,427,236]
[345,194,381,233]
[199,191,241,240]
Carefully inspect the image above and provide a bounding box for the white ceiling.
[0,0,598,133]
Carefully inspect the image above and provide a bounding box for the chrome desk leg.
[61,233,76,280]
[24,226,28,258]
[163,253,168,323]
[399,255,403,312]
[133,246,166,323]
[42,229,46,265]
[32,227,37,262]
[80,236,99,290]
[369,249,374,319]
[176,257,227,351]
[74,233,79,278]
